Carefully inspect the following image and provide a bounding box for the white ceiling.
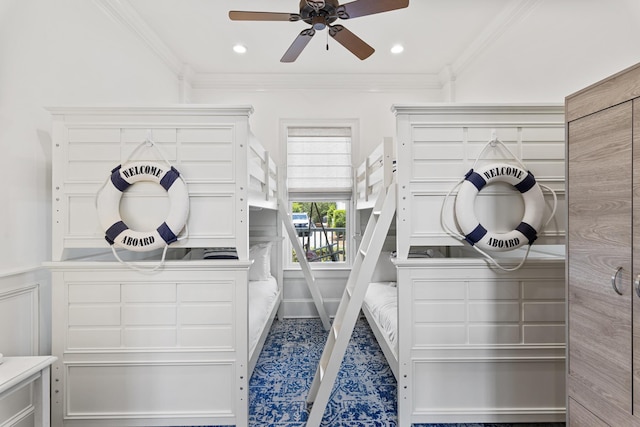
[98,0,523,78]
[92,0,640,99]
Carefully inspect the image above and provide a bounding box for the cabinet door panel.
[634,99,640,419]
[568,101,633,419]
[569,397,609,427]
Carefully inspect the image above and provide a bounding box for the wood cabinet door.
[568,101,633,424]
[634,99,640,421]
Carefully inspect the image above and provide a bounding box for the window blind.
[287,126,352,195]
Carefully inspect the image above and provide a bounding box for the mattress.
[364,282,397,354]
[249,275,279,355]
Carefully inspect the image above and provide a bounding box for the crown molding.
[190,72,442,92]
[391,102,564,117]
[46,105,255,118]
[92,0,185,77]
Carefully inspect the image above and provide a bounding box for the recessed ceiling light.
[390,44,404,54]
[233,44,247,54]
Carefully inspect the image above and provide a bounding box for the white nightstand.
[0,356,57,427]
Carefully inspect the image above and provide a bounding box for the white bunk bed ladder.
[305,182,397,427]
[278,201,331,331]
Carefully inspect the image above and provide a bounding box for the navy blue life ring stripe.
[110,165,131,192]
[160,167,180,191]
[464,224,487,246]
[105,221,128,245]
[514,171,536,193]
[157,222,178,245]
[516,221,538,245]
[464,170,486,191]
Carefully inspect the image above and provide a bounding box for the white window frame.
[280,118,360,269]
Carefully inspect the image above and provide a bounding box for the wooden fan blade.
[338,0,409,19]
[229,11,300,21]
[281,29,316,63]
[328,25,374,60]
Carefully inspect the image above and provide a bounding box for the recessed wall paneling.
[65,363,234,416]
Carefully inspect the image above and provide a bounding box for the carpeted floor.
[248,317,566,427]
[250,317,396,426]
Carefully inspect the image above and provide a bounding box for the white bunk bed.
[357,105,567,426]
[46,106,281,427]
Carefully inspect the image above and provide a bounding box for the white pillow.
[249,242,272,281]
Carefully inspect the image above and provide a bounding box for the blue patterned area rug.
[250,317,396,426]
[248,317,566,427]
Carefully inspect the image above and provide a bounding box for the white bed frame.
[357,104,567,425]
[46,106,281,427]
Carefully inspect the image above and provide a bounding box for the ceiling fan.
[229,0,409,62]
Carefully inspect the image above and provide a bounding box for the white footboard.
[47,260,251,427]
[395,252,565,425]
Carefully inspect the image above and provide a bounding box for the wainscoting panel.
[0,267,50,427]
[0,268,47,357]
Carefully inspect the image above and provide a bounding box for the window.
[290,200,348,263]
[287,126,352,194]
[284,123,356,265]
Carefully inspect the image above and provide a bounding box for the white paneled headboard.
[392,104,565,257]
[47,105,267,261]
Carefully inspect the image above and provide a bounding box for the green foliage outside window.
[332,209,346,228]
[332,209,346,238]
[291,202,336,225]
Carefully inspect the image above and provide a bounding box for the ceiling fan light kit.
[229,0,409,62]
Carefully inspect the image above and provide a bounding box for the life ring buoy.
[96,161,189,252]
[455,162,545,252]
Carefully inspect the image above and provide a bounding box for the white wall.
[0,0,179,355]
[0,0,179,275]
[192,87,441,164]
[453,0,640,102]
